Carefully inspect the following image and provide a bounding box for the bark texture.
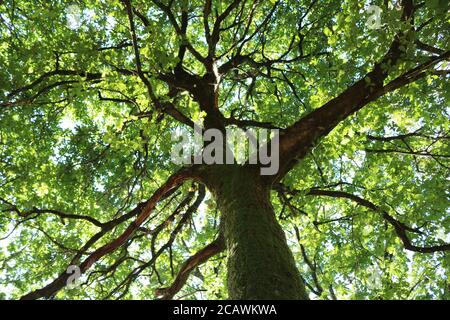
[207,166,308,299]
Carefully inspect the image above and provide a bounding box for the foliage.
[0,0,449,299]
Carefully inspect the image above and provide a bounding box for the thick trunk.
[208,166,308,300]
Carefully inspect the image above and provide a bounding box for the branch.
[6,70,102,99]
[20,166,200,300]
[16,207,104,228]
[274,183,450,253]
[121,0,194,128]
[293,227,323,297]
[271,0,420,181]
[151,0,205,63]
[156,232,225,300]
[415,40,444,55]
[365,148,449,159]
[371,50,450,100]
[305,188,449,253]
[107,185,207,299]
[209,0,243,57]
[224,116,282,129]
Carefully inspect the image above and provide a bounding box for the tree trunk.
[207,166,308,300]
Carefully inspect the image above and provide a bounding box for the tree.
[0,0,449,300]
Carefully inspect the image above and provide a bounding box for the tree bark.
[207,166,308,299]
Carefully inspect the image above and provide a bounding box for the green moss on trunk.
[209,166,308,300]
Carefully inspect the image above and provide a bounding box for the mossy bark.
[209,166,308,300]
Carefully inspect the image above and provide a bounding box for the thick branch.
[271,0,420,181]
[20,166,200,300]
